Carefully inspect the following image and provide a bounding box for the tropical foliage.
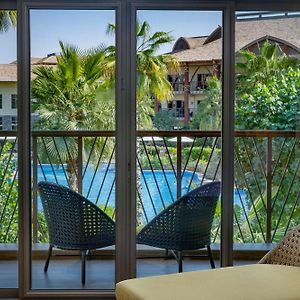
[106,20,178,224]
[0,10,16,33]
[0,142,18,243]
[235,41,300,130]
[32,41,115,190]
[152,109,179,130]
[190,41,300,243]
[106,20,178,128]
[31,21,178,227]
[191,75,222,130]
[32,41,114,132]
[233,41,300,242]
[139,144,220,171]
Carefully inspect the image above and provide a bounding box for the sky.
[0,10,222,64]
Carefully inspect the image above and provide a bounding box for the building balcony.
[170,80,208,94]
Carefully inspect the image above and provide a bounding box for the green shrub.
[182,146,217,163]
[153,110,179,130]
[0,142,18,243]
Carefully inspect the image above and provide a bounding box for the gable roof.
[172,36,208,52]
[0,55,58,83]
[1,16,300,81]
[172,16,300,63]
[0,64,18,82]
[34,56,58,65]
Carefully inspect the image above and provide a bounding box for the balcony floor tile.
[0,258,256,290]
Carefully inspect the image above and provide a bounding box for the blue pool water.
[37,164,246,221]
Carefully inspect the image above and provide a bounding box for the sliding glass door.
[135,9,224,277]
[29,8,116,290]
[0,7,18,290]
[2,0,299,298]
[17,2,121,297]
[234,10,300,264]
[2,1,235,297]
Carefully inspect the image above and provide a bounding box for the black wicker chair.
[137,181,220,273]
[38,181,115,285]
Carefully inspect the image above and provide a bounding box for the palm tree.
[32,41,114,190]
[106,20,178,128]
[106,20,178,225]
[0,11,17,33]
[33,21,178,225]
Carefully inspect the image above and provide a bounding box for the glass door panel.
[234,11,300,265]
[30,9,116,290]
[0,8,18,288]
[135,10,223,277]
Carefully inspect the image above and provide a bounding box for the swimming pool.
[37,164,247,221]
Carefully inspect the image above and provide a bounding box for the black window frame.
[11,116,17,131]
[1,0,300,299]
[11,94,17,109]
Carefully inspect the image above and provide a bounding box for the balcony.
[170,80,208,94]
[0,129,299,288]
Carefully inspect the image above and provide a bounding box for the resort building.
[159,14,300,124]
[0,64,18,130]
[0,55,57,130]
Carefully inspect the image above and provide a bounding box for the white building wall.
[0,82,39,130]
[0,83,17,117]
[0,83,17,130]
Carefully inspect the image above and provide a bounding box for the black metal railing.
[189,81,208,93]
[170,80,208,93]
[0,130,299,244]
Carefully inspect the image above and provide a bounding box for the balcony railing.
[170,80,208,94]
[0,130,299,245]
[189,81,208,93]
[170,82,184,93]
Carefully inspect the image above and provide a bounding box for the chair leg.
[165,249,169,259]
[178,251,183,273]
[81,251,86,285]
[44,245,53,273]
[207,245,215,269]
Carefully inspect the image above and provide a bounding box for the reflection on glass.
[30,9,116,289]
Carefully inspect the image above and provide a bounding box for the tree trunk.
[136,140,143,226]
[66,160,78,192]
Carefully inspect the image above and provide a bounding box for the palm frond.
[106,23,116,36]
[137,21,150,37]
[0,10,17,33]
